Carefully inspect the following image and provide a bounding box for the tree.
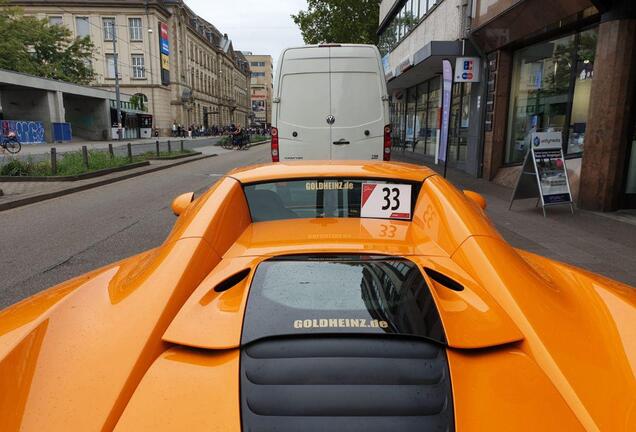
[0,2,95,84]
[292,0,381,45]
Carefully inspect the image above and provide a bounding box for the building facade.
[378,0,483,176]
[380,0,636,211]
[470,0,636,211]
[243,53,273,127]
[12,0,251,135]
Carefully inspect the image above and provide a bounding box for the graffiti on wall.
[1,120,46,144]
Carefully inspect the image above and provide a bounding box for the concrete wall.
[64,95,110,141]
[380,0,400,22]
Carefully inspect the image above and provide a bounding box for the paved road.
[0,144,270,308]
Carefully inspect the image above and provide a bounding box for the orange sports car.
[1,161,634,431]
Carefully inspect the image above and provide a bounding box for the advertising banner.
[454,57,480,82]
[531,132,572,205]
[509,131,574,216]
[438,59,453,163]
[159,22,170,85]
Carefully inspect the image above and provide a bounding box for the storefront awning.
[387,40,478,92]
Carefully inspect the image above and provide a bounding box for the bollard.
[81,146,89,169]
[127,143,133,162]
[167,140,172,154]
[155,140,160,157]
[51,147,57,175]
[180,140,184,152]
[108,143,114,159]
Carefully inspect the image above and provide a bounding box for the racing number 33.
[382,187,400,211]
[361,183,412,220]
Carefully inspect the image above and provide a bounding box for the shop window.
[506,28,597,164]
[414,82,429,154]
[448,83,471,163]
[405,88,417,149]
[425,77,441,157]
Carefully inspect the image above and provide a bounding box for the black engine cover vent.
[240,335,454,432]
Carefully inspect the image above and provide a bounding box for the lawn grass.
[0,149,194,177]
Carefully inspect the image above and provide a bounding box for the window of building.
[48,16,63,26]
[129,18,143,41]
[75,17,90,38]
[448,82,471,163]
[132,54,145,79]
[252,72,265,78]
[105,54,116,78]
[506,28,598,164]
[103,18,115,41]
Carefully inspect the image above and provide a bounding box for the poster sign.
[159,22,170,85]
[454,57,480,82]
[531,132,571,205]
[360,183,412,220]
[509,132,574,216]
[438,59,453,162]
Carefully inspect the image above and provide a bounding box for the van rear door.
[329,46,385,160]
[277,47,331,160]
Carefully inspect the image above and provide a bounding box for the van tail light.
[383,125,392,161]
[271,127,279,162]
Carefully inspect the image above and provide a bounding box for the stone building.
[11,0,251,136]
[243,52,273,127]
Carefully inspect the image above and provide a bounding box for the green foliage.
[129,94,147,111]
[0,1,95,84]
[0,157,48,176]
[0,147,195,177]
[291,0,381,45]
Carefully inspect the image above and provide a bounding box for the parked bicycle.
[1,131,21,154]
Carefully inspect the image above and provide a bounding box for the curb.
[145,151,201,161]
[0,153,216,212]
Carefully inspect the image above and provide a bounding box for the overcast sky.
[186,0,308,68]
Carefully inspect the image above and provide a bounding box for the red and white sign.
[360,183,412,220]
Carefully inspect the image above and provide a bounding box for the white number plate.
[360,183,412,220]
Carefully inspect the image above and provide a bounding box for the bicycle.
[1,131,21,154]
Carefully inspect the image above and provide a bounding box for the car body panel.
[0,161,634,431]
[114,348,241,431]
[227,160,435,184]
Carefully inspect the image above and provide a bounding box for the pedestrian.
[172,121,177,137]
[188,125,192,139]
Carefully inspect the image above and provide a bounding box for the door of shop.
[623,122,636,208]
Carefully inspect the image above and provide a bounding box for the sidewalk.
[395,151,636,287]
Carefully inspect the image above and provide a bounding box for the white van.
[271,44,391,162]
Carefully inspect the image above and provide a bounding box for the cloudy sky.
[186,0,308,67]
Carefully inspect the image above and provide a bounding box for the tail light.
[271,127,279,162]
[383,125,392,161]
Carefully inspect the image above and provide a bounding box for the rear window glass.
[241,256,445,345]
[244,179,420,222]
